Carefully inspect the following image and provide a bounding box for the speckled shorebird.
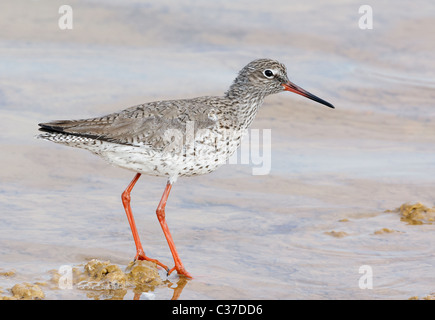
[38,58,334,278]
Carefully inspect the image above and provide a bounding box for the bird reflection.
[132,276,189,300]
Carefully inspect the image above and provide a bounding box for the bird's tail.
[36,121,99,146]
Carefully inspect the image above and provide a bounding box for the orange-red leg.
[156,181,192,278]
[122,173,169,272]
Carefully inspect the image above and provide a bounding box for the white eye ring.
[263,69,274,79]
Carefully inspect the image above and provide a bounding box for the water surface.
[0,0,434,299]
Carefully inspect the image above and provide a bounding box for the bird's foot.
[134,250,170,273]
[167,265,193,279]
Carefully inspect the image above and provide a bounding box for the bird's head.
[226,58,334,109]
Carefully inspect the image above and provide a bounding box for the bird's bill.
[282,82,334,109]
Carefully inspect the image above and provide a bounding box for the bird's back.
[38,96,245,180]
[39,96,227,148]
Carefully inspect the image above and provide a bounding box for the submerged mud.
[386,202,435,225]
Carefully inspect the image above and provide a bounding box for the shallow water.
[1,0,434,299]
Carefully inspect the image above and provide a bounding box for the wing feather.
[38,97,219,150]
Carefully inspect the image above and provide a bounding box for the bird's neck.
[223,90,265,130]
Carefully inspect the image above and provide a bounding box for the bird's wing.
[38,97,219,150]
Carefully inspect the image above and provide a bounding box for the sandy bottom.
[1,0,435,299]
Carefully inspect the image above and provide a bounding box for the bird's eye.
[263,69,274,78]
